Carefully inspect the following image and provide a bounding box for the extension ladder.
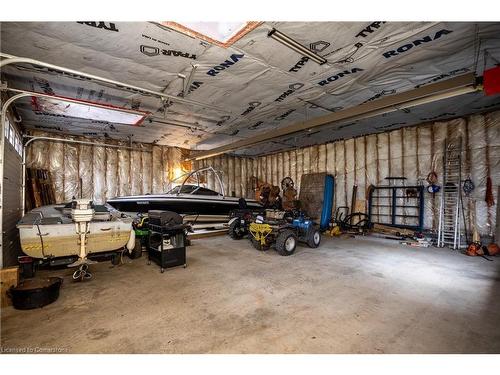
[437,138,463,249]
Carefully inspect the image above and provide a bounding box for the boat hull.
[17,205,132,259]
[19,221,132,259]
[107,195,262,221]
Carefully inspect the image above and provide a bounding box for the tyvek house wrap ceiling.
[1,21,500,155]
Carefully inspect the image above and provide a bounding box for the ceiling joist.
[190,73,480,160]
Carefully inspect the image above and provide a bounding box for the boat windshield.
[167,167,225,196]
[167,184,221,196]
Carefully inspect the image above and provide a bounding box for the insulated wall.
[194,155,259,199]
[26,131,187,204]
[197,109,500,237]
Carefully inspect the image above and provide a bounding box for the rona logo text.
[318,68,364,86]
[383,29,453,58]
[206,54,245,76]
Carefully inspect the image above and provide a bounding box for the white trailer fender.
[126,229,136,252]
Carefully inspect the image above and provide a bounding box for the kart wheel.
[276,229,297,256]
[307,229,321,248]
[229,220,245,240]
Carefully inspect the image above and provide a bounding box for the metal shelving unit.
[368,185,425,231]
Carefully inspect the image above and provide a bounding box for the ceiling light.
[32,97,149,125]
[267,28,327,65]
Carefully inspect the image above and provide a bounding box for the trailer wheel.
[307,229,321,248]
[111,252,121,265]
[229,220,245,240]
[276,229,297,256]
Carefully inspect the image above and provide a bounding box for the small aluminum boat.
[17,202,133,260]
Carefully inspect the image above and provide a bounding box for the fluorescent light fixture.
[267,28,327,65]
[31,97,149,126]
[162,22,261,48]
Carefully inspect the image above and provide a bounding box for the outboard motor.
[70,199,95,281]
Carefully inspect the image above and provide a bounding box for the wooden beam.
[191,73,479,160]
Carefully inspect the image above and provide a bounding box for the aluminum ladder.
[437,138,463,249]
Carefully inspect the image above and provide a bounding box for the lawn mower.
[130,214,149,259]
[227,209,257,239]
[227,198,265,240]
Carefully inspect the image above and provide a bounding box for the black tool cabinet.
[147,223,187,273]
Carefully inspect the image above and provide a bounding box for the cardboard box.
[1,266,20,308]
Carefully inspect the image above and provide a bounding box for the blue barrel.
[320,175,335,230]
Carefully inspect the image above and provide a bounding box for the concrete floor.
[1,235,500,354]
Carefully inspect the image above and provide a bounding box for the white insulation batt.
[1,22,500,154]
[194,110,500,237]
[26,131,187,204]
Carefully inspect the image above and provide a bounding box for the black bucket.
[18,256,35,278]
[7,277,63,310]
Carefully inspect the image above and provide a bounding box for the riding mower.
[248,209,321,256]
[227,198,265,240]
[130,214,149,258]
[228,209,257,239]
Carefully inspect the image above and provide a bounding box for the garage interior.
[1,21,500,354]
